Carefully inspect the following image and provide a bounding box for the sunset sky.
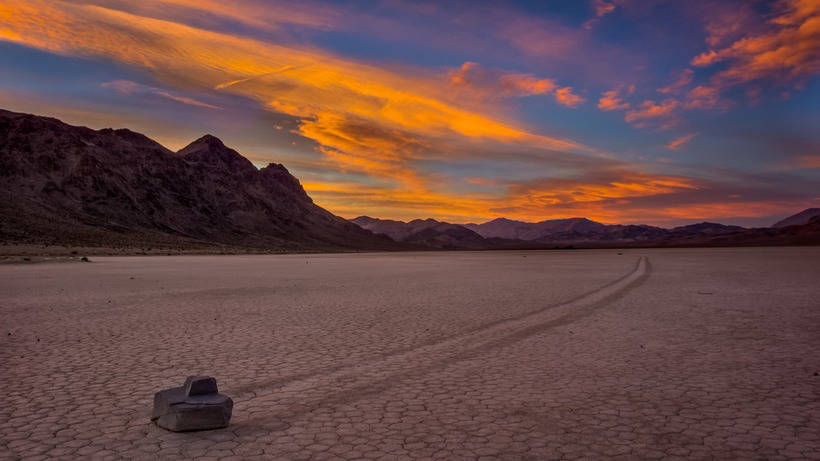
[1,0,818,226]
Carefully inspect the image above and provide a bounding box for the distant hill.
[773,208,820,228]
[666,215,820,247]
[0,108,401,252]
[463,217,606,240]
[354,214,820,248]
[351,216,499,249]
[465,217,691,244]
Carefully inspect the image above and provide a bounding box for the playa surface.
[1,248,819,460]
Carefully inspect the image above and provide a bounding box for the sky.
[0,0,818,227]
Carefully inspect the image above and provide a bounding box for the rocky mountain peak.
[259,162,312,203]
[0,108,400,251]
[773,208,820,228]
[177,134,227,154]
[177,134,255,174]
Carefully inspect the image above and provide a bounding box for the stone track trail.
[2,248,819,460]
[233,257,649,426]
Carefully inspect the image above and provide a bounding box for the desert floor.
[1,247,819,460]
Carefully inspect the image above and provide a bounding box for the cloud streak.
[665,133,698,151]
[624,99,679,127]
[692,0,820,91]
[0,0,594,195]
[447,62,584,107]
[0,0,817,226]
[101,80,221,109]
[597,89,630,111]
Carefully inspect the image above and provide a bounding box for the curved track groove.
[235,257,650,428]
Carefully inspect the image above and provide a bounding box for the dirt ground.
[1,247,819,460]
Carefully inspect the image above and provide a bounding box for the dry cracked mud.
[1,248,819,460]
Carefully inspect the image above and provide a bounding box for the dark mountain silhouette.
[463,218,748,245]
[464,217,670,243]
[0,108,400,251]
[661,215,820,247]
[351,216,499,249]
[354,215,820,248]
[773,208,820,228]
[2,108,817,253]
[463,217,606,240]
[669,222,745,235]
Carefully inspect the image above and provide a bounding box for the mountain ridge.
[0,108,400,252]
[2,108,818,253]
[772,208,820,228]
[351,214,820,248]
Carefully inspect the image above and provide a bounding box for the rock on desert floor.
[1,247,819,460]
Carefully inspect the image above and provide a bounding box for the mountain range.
[0,108,400,252]
[353,214,820,249]
[1,108,818,253]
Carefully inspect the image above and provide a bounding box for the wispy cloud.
[701,2,760,48]
[447,62,585,108]
[304,169,706,224]
[1,0,816,226]
[683,85,726,110]
[692,0,820,93]
[554,87,585,108]
[75,0,339,32]
[797,155,820,168]
[665,133,698,151]
[593,0,616,18]
[583,0,616,29]
[624,99,679,127]
[448,62,557,98]
[657,69,693,94]
[0,0,594,197]
[597,89,630,111]
[101,80,221,109]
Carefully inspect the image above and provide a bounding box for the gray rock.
[184,375,218,396]
[152,376,233,432]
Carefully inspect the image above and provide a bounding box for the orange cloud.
[702,3,761,48]
[508,174,697,205]
[304,170,705,225]
[658,69,694,94]
[624,99,679,126]
[448,62,585,109]
[692,0,820,89]
[583,0,616,30]
[597,89,630,111]
[554,87,585,108]
[594,0,616,17]
[77,0,338,32]
[797,155,820,168]
[4,0,804,227]
[683,85,725,110]
[455,62,559,96]
[665,133,698,151]
[502,74,558,95]
[0,0,592,197]
[448,62,559,98]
